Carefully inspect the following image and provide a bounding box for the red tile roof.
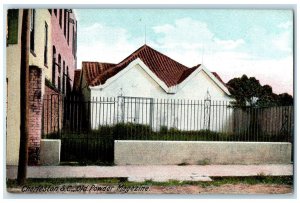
[84,45,200,87]
[82,61,115,86]
[211,72,227,86]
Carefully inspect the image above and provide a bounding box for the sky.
[75,9,293,95]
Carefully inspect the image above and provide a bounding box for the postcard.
[5,7,294,196]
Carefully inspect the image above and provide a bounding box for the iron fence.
[42,96,294,163]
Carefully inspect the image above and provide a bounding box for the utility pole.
[17,9,30,185]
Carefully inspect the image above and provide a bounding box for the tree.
[277,93,293,106]
[226,74,293,107]
[226,74,293,139]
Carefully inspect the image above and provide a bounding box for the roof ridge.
[142,45,190,70]
[115,44,148,68]
[87,44,198,87]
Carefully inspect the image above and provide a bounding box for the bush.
[112,123,152,140]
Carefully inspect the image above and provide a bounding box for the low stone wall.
[114,140,292,165]
[40,139,61,165]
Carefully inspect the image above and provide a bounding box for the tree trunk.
[17,9,30,185]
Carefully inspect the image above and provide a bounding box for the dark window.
[67,12,70,44]
[48,9,52,14]
[72,25,75,56]
[30,9,35,52]
[44,22,48,66]
[54,9,57,16]
[72,24,77,58]
[52,46,56,85]
[58,54,61,91]
[7,9,19,44]
[62,61,65,94]
[75,21,77,57]
[66,66,69,94]
[64,10,67,37]
[59,9,62,28]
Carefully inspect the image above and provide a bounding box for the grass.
[6,176,293,189]
[52,123,289,142]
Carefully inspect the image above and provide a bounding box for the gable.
[84,45,199,87]
[83,45,230,96]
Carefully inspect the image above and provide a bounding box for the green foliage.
[112,123,152,140]
[159,126,168,134]
[277,93,293,106]
[227,74,293,107]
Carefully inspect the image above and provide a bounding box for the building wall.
[43,85,64,135]
[51,9,77,94]
[28,66,43,165]
[6,9,23,165]
[7,9,52,165]
[86,63,234,131]
[29,9,52,88]
[92,64,166,98]
[175,70,231,100]
[90,64,232,101]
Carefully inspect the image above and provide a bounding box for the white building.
[75,45,234,132]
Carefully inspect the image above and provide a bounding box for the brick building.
[6,9,77,166]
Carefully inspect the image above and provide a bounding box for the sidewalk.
[6,164,293,182]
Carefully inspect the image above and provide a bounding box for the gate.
[42,93,63,138]
[61,96,115,163]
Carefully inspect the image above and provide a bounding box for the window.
[48,9,52,15]
[75,22,77,57]
[62,61,65,94]
[75,21,77,57]
[66,66,69,94]
[44,22,48,66]
[59,9,62,28]
[58,54,61,91]
[72,23,77,58]
[30,9,35,52]
[52,46,56,85]
[7,9,19,44]
[67,12,70,44]
[54,9,57,16]
[64,9,67,37]
[72,25,75,56]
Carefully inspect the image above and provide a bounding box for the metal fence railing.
[42,96,294,162]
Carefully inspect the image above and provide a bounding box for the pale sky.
[75,9,293,95]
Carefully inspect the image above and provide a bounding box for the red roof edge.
[211,72,227,86]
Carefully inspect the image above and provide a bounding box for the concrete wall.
[40,139,61,165]
[115,140,292,165]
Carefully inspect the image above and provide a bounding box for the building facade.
[50,9,77,95]
[76,45,234,132]
[6,9,77,165]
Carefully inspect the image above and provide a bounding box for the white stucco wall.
[6,10,23,165]
[84,61,234,132]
